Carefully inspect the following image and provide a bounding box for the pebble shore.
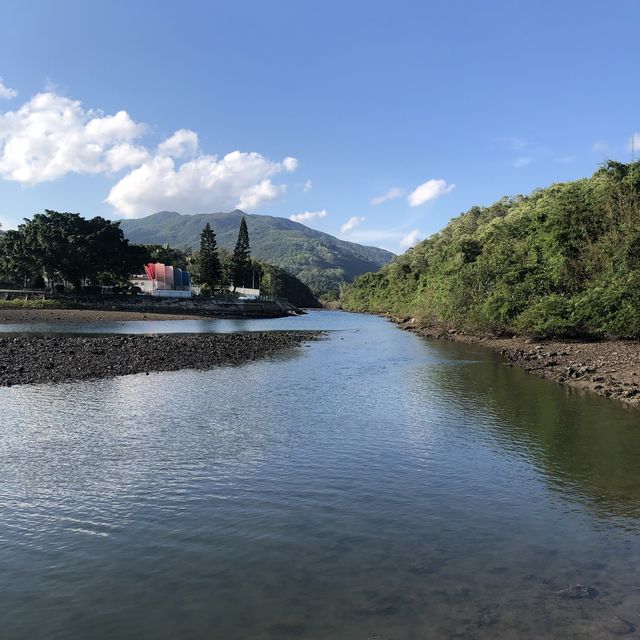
[0,332,321,387]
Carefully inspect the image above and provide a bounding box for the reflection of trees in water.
[412,338,640,519]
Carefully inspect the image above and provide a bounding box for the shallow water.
[0,309,352,335]
[1,311,640,639]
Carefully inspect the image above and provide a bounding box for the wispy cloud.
[303,179,312,192]
[343,228,402,249]
[513,156,532,168]
[501,136,529,153]
[342,221,426,253]
[289,209,327,223]
[0,78,17,100]
[371,186,404,206]
[408,178,454,207]
[340,216,365,233]
[399,229,423,249]
[592,141,607,152]
[502,136,577,168]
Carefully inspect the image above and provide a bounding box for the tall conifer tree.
[231,217,251,290]
[197,223,221,294]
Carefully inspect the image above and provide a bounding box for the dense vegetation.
[259,263,320,308]
[341,161,640,338]
[119,210,394,298]
[186,246,320,307]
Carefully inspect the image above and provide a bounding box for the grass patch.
[0,299,68,310]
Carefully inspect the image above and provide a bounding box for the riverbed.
[1,310,639,639]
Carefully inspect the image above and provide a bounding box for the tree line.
[0,212,319,306]
[341,160,640,338]
[0,211,254,293]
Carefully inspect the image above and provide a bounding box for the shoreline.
[0,331,321,387]
[0,308,217,324]
[393,317,640,407]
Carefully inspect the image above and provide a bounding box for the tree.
[145,243,191,269]
[0,228,42,286]
[0,210,145,290]
[230,217,251,290]
[197,223,221,294]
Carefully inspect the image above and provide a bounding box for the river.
[1,310,639,639]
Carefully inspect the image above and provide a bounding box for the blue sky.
[0,0,638,252]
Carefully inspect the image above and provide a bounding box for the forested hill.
[120,210,394,297]
[341,161,640,338]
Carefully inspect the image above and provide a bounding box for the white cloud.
[408,178,454,207]
[237,179,283,210]
[0,91,147,183]
[105,143,150,172]
[157,128,199,159]
[371,186,404,205]
[108,147,295,217]
[0,87,299,217]
[340,216,365,233]
[592,141,607,152]
[399,229,423,249]
[282,156,298,172]
[0,79,17,100]
[289,209,327,223]
[303,179,313,192]
[0,213,13,231]
[514,156,532,168]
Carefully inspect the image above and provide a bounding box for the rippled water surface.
[2,311,640,639]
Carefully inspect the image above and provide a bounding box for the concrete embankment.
[395,318,640,407]
[0,332,321,387]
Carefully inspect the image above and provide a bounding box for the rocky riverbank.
[0,332,321,387]
[395,318,640,407]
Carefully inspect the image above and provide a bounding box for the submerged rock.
[606,615,635,635]
[556,584,598,599]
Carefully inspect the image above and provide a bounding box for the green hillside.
[120,210,394,297]
[341,161,640,338]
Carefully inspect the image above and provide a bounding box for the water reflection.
[413,337,640,519]
[1,312,640,639]
[0,308,358,335]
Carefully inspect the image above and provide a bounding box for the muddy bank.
[0,332,321,387]
[0,293,303,322]
[395,318,640,407]
[0,308,210,324]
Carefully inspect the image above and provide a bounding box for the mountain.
[341,160,640,338]
[119,210,395,297]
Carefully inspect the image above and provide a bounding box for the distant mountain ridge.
[119,210,395,296]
